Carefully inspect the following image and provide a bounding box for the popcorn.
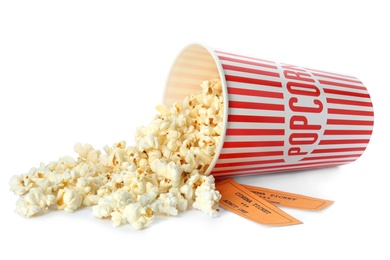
[74,143,100,164]
[92,197,117,218]
[56,187,83,213]
[123,202,154,230]
[138,183,158,206]
[193,175,221,217]
[15,188,56,217]
[166,162,182,188]
[9,174,30,196]
[10,79,224,229]
[156,188,187,216]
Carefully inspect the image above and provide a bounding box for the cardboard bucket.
[163,43,374,178]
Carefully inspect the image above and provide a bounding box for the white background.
[1,1,389,259]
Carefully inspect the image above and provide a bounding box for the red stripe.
[319,79,366,91]
[327,119,374,126]
[219,56,278,69]
[218,150,283,159]
[226,75,282,88]
[301,154,361,161]
[319,139,370,145]
[212,159,355,176]
[304,67,357,79]
[312,147,367,154]
[312,72,363,84]
[223,140,284,148]
[215,50,276,64]
[228,114,285,123]
[228,87,284,99]
[229,100,284,111]
[324,129,373,135]
[222,64,280,78]
[214,159,285,168]
[226,128,285,135]
[213,161,354,178]
[328,108,374,116]
[323,88,371,98]
[327,98,373,107]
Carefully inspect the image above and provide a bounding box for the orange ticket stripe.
[242,184,334,210]
[216,178,302,226]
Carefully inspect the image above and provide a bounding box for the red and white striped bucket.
[163,43,374,178]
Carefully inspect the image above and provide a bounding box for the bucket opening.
[163,43,228,176]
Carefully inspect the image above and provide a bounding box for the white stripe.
[221,59,279,71]
[304,151,363,158]
[227,122,286,129]
[316,143,369,149]
[216,155,283,164]
[327,103,374,112]
[220,146,284,154]
[327,111,374,121]
[224,135,284,142]
[227,81,284,93]
[229,107,284,117]
[304,68,357,80]
[228,94,283,105]
[288,125,372,136]
[323,124,373,131]
[314,75,364,85]
[224,69,280,83]
[226,79,282,90]
[321,84,369,96]
[213,160,284,171]
[325,113,374,121]
[324,92,372,102]
[321,134,370,140]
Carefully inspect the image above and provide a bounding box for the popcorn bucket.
[163,43,374,178]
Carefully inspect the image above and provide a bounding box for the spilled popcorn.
[9,79,223,230]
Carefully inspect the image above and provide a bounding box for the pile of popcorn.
[9,79,224,229]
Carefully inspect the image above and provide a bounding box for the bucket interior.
[163,44,221,106]
[163,44,228,175]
